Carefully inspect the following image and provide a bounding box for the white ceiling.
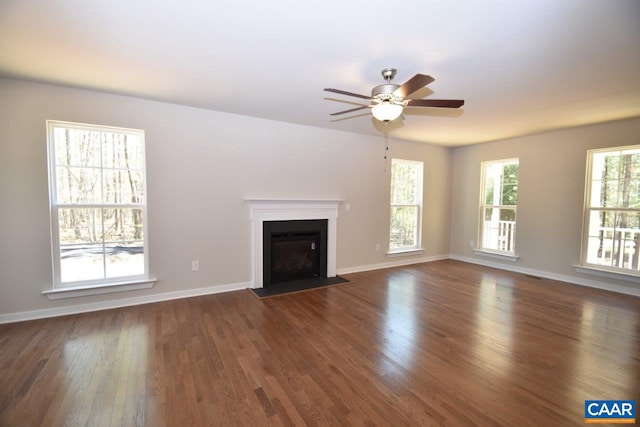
[1,0,639,146]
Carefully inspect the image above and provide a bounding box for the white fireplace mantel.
[247,199,342,288]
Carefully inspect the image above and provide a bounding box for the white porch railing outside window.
[586,226,640,271]
[482,220,516,252]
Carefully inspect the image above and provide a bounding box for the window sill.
[42,278,157,300]
[574,265,640,283]
[472,249,519,262]
[386,248,425,257]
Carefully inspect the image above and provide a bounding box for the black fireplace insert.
[263,219,328,287]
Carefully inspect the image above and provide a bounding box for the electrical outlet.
[345,203,351,212]
[192,260,199,271]
[469,240,475,248]
[375,243,381,251]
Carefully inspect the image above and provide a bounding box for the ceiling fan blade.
[406,99,465,108]
[330,105,370,116]
[324,88,371,100]
[393,74,435,99]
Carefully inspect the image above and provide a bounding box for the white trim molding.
[338,254,448,275]
[451,254,640,297]
[5,254,639,324]
[42,278,157,300]
[472,249,520,262]
[574,265,640,283]
[386,248,425,257]
[2,281,249,324]
[247,199,342,288]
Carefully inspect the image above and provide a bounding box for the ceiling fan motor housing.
[372,84,401,102]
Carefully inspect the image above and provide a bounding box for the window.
[389,159,423,252]
[479,159,518,254]
[47,121,148,288]
[581,146,640,274]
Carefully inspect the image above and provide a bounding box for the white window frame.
[579,145,640,278]
[44,120,154,298]
[388,158,424,254]
[477,158,519,257]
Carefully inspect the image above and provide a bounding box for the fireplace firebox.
[263,219,328,287]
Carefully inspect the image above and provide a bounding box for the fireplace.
[247,199,341,289]
[263,220,328,287]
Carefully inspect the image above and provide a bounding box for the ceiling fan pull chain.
[384,122,389,167]
[384,134,389,160]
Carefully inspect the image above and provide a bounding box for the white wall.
[0,78,452,319]
[450,117,640,296]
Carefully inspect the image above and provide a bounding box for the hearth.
[263,219,328,287]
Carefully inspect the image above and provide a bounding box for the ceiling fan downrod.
[381,67,397,83]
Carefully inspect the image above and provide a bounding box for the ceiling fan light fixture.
[371,102,403,122]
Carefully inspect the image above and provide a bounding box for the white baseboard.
[449,254,640,297]
[337,254,449,275]
[4,254,638,324]
[0,281,250,324]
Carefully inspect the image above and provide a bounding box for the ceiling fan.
[324,68,464,122]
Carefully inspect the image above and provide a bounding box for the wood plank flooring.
[1,260,639,426]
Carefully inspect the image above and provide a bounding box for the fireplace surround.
[247,199,341,289]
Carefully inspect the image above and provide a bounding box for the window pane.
[481,209,516,252]
[102,132,144,170]
[482,208,500,250]
[484,176,495,205]
[56,207,145,283]
[58,207,105,283]
[500,208,516,222]
[501,183,518,205]
[485,164,500,184]
[102,208,144,242]
[592,151,640,208]
[54,128,101,167]
[483,162,518,207]
[390,206,418,249]
[620,178,640,208]
[391,161,418,205]
[56,166,101,204]
[58,208,103,245]
[586,210,615,241]
[482,207,516,251]
[629,152,640,178]
[105,242,144,279]
[102,170,144,204]
[483,165,499,206]
[585,209,640,271]
[503,163,519,184]
[602,178,620,204]
[600,178,620,207]
[60,244,105,283]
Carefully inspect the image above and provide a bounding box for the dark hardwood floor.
[1,260,639,426]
